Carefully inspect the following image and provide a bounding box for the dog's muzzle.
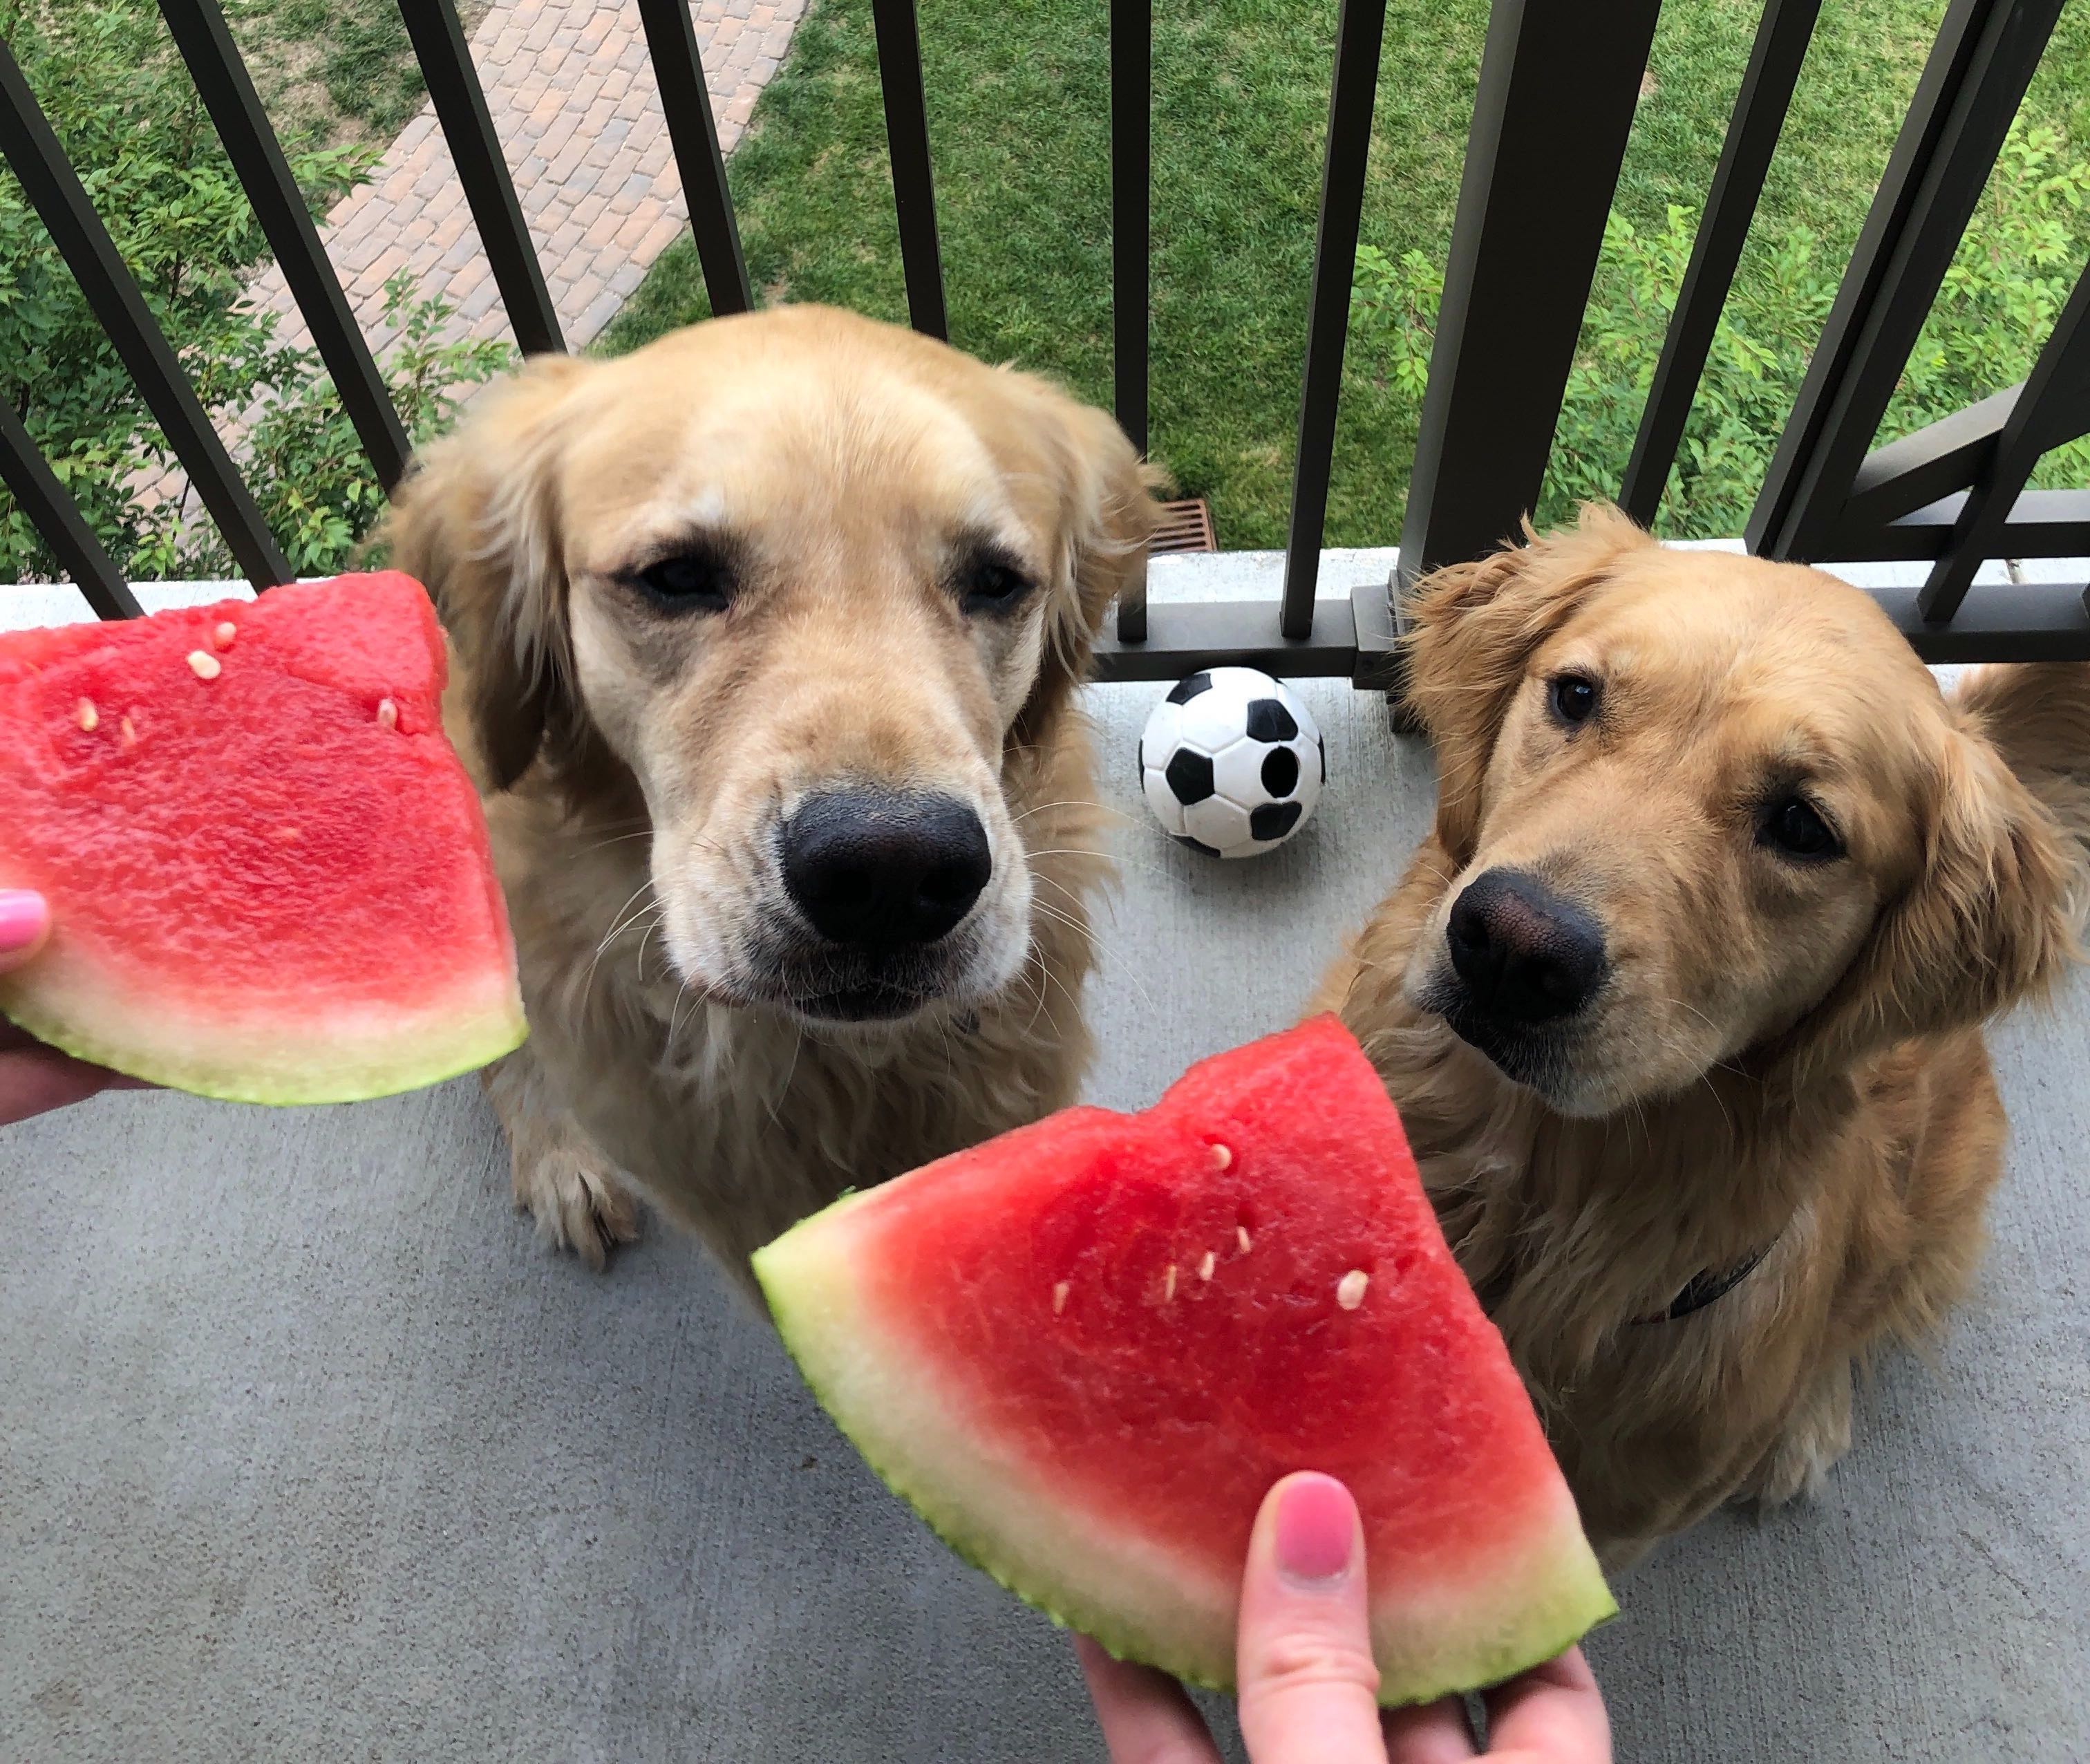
[768,786,995,1022]
[1429,867,1609,1083]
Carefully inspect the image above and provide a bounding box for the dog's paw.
[1750,1435,1833,1508]
[511,1139,641,1271]
[1748,1371,1854,1508]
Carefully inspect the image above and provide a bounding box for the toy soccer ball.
[1139,667,1324,858]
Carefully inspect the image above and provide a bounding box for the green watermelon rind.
[754,1202,1618,1707]
[0,972,527,1107]
[0,572,528,1107]
[755,1214,1226,1688]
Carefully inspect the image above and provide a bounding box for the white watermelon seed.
[1163,1264,1178,1301]
[75,698,98,732]
[1337,1270,1370,1311]
[119,715,137,747]
[1198,1250,1216,1282]
[211,621,236,650]
[1210,1143,1233,1170]
[1052,1282,1069,1315]
[1237,1226,1253,1254]
[377,697,399,730]
[186,649,221,680]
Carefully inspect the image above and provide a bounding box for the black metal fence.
[1,0,2087,671]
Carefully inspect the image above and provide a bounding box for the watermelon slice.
[753,1017,1613,1705]
[0,572,525,1104]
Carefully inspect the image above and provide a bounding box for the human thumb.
[0,891,50,972]
[1235,1473,1386,1762]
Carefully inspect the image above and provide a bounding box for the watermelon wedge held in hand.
[0,573,525,1103]
[753,1017,1614,1705]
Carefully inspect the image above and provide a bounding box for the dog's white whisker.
[1026,867,1093,899]
[1024,845,1178,887]
[632,910,666,984]
[581,881,661,1004]
[1022,897,1099,946]
[1015,949,1063,1043]
[573,829,659,858]
[667,975,697,1044]
[1031,953,1089,1031]
[1012,798,1114,824]
[762,1023,806,1125]
[1022,898,1156,1010]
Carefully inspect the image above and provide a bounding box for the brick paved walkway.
[247,0,807,361]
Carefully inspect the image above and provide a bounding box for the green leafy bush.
[0,1,509,584]
[1350,120,2090,540]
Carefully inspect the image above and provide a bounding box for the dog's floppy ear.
[1403,503,1653,864]
[1802,718,2076,1071]
[1009,387,1160,759]
[382,353,603,794]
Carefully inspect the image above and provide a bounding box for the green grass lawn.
[223,0,494,149]
[603,0,2090,547]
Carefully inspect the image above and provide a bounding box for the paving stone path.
[248,0,808,361]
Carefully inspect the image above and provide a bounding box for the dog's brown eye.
[957,554,1034,615]
[632,552,731,612]
[1548,673,1599,726]
[1762,796,1841,861]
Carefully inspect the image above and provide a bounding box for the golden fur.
[384,306,1154,1284]
[1318,506,2089,1568]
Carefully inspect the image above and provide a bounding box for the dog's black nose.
[780,789,992,949]
[1446,870,1607,1024]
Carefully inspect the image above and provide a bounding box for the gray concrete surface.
[3,560,2087,1761]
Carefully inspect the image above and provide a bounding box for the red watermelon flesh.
[0,572,525,1103]
[753,1016,1613,1705]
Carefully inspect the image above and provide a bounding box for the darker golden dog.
[1320,505,2088,1568]
[386,306,1154,1283]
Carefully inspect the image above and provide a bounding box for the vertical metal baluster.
[395,0,565,356]
[1112,0,1151,643]
[869,0,948,340]
[1277,0,1388,640]
[0,38,293,588]
[634,0,753,318]
[1398,0,1664,588]
[0,399,143,617]
[1748,0,2065,560]
[1619,0,1823,527]
[158,0,410,490]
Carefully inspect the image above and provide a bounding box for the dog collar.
[1636,1245,1771,1324]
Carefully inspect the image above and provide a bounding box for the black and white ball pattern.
[1139,667,1325,858]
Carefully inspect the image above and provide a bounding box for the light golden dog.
[1319,505,2089,1568]
[386,306,1154,1282]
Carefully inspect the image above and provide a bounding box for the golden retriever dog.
[385,306,1154,1284]
[1318,505,2089,1568]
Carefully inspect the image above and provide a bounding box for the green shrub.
[0,1,508,584]
[1350,120,2090,541]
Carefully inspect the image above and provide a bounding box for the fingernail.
[0,890,48,951]
[1274,1474,1357,1586]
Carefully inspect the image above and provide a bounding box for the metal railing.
[1,0,2087,672]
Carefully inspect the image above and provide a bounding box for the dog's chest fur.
[1323,837,1995,1563]
[487,767,1102,1282]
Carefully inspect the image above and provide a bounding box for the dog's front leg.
[1743,1359,1855,1508]
[482,1044,641,1270]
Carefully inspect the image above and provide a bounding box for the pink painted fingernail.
[1274,1474,1357,1586]
[0,890,49,952]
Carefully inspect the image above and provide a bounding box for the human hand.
[1075,1471,1612,1763]
[0,890,143,1125]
